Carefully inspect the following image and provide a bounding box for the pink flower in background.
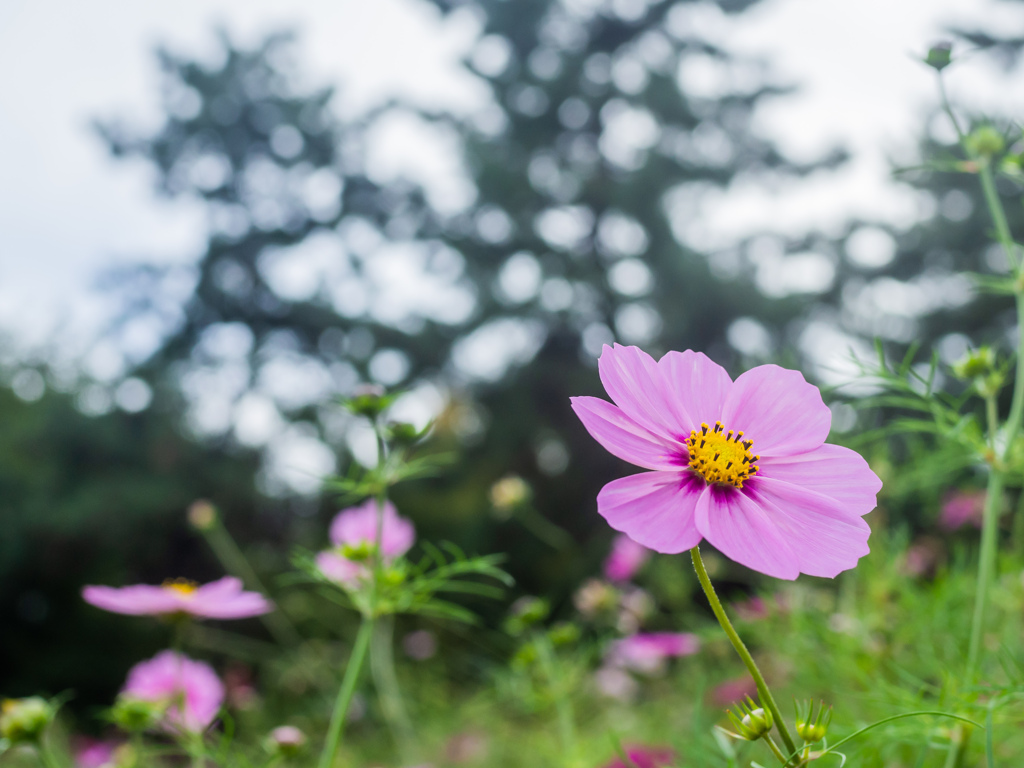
[604,533,651,582]
[122,651,224,733]
[711,676,757,707]
[940,490,985,530]
[601,745,676,768]
[732,595,769,622]
[571,345,882,580]
[82,577,272,619]
[607,632,700,674]
[74,738,118,768]
[316,499,415,587]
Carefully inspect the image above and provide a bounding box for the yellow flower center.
[162,578,199,597]
[686,421,759,489]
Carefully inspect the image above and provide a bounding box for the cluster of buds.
[725,697,773,741]
[952,346,1004,399]
[795,699,833,744]
[0,697,56,745]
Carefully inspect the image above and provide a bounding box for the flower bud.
[187,500,218,531]
[343,385,392,419]
[929,41,950,71]
[109,695,164,733]
[952,346,996,381]
[924,41,953,71]
[504,596,549,635]
[0,697,55,744]
[726,697,773,741]
[489,475,531,519]
[265,725,307,758]
[965,126,1005,158]
[547,622,581,648]
[795,700,832,743]
[385,421,429,447]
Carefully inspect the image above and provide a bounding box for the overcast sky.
[1,0,1022,361]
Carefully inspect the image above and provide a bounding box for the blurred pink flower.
[607,632,700,674]
[940,490,985,531]
[601,745,676,768]
[732,595,769,622]
[122,651,224,733]
[594,667,638,701]
[711,675,757,707]
[604,533,651,582]
[571,345,881,579]
[74,738,118,768]
[82,577,271,620]
[316,499,415,587]
[904,536,944,578]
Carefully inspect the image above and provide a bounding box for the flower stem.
[200,516,301,646]
[370,616,417,763]
[764,735,791,766]
[318,617,374,768]
[534,632,579,767]
[690,546,797,759]
[966,470,1004,681]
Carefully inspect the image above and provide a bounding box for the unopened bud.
[489,475,531,519]
[965,126,1005,158]
[952,346,996,381]
[924,41,953,71]
[109,695,164,733]
[187,500,218,531]
[795,700,832,743]
[343,385,392,419]
[0,697,55,744]
[727,697,773,741]
[265,725,306,757]
[504,596,549,635]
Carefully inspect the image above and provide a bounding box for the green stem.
[764,735,790,766]
[318,617,374,768]
[201,518,301,646]
[690,546,797,759]
[966,470,1004,681]
[370,616,417,763]
[535,633,579,766]
[979,164,1019,273]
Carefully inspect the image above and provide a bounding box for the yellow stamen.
[686,421,759,489]
[162,578,199,597]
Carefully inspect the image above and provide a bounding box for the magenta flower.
[74,738,118,768]
[711,675,757,707]
[601,745,676,768]
[122,651,224,733]
[315,499,415,586]
[570,345,881,580]
[940,489,985,530]
[607,632,700,674]
[82,577,272,620]
[604,533,652,582]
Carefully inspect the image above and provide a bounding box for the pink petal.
[694,485,800,580]
[657,349,732,430]
[747,477,870,578]
[191,591,273,620]
[329,499,416,558]
[598,344,692,440]
[193,576,244,600]
[571,397,683,471]
[82,585,182,616]
[122,651,224,733]
[720,364,831,457]
[603,533,652,582]
[758,444,881,515]
[316,551,367,586]
[596,471,703,553]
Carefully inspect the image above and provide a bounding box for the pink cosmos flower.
[571,345,882,580]
[601,745,676,768]
[74,738,118,768]
[940,489,985,530]
[607,632,700,674]
[604,533,652,582]
[82,576,272,620]
[122,651,224,733]
[315,499,415,586]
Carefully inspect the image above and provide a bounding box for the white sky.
[0,0,1022,359]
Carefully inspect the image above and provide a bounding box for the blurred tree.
[97,3,847,595]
